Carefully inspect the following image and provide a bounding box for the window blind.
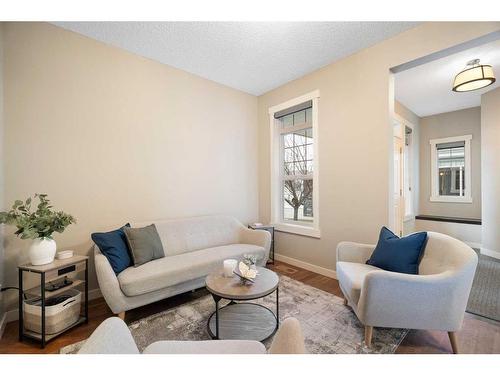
[274,100,312,119]
[436,140,465,149]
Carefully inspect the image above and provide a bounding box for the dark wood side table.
[248,224,274,264]
[18,255,89,348]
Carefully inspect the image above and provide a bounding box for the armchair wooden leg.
[117,311,126,320]
[364,325,373,348]
[448,331,459,354]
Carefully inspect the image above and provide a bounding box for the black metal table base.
[207,287,279,342]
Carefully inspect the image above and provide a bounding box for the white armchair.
[78,317,306,354]
[336,231,478,353]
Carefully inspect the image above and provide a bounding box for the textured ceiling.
[53,22,419,95]
[395,39,500,117]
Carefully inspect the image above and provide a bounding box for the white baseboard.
[465,241,482,249]
[480,247,500,260]
[275,253,337,279]
[0,288,102,339]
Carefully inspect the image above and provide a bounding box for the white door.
[393,137,404,237]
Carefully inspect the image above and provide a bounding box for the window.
[430,135,472,203]
[269,91,320,238]
[438,145,465,195]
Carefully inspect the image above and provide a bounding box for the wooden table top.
[18,255,88,272]
[205,266,279,300]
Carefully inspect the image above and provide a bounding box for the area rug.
[60,275,408,354]
[466,253,500,322]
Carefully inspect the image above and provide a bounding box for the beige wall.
[2,21,499,313]
[419,107,481,219]
[2,22,259,310]
[481,87,500,257]
[257,23,499,271]
[0,23,5,320]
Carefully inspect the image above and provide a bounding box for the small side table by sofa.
[206,266,279,341]
[18,255,89,348]
[248,224,274,264]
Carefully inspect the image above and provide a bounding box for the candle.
[223,259,237,277]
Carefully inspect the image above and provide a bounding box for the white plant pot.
[29,238,57,266]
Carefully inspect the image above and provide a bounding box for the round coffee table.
[205,266,279,342]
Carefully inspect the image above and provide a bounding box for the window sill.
[272,223,321,238]
[430,196,472,203]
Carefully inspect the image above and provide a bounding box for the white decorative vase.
[29,238,57,266]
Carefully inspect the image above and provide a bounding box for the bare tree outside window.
[284,179,313,221]
[279,109,313,223]
[270,93,319,235]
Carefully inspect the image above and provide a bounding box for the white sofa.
[336,231,478,353]
[94,215,271,317]
[78,316,306,354]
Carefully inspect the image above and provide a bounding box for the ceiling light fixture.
[452,59,496,92]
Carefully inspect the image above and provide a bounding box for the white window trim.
[430,134,472,204]
[268,90,320,238]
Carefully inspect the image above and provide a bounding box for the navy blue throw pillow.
[91,224,132,275]
[366,226,428,275]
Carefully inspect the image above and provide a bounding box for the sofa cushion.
[117,244,266,296]
[366,226,427,274]
[91,224,132,275]
[142,340,266,354]
[132,216,242,256]
[336,261,381,304]
[124,224,165,267]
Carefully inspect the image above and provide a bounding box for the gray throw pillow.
[124,224,165,267]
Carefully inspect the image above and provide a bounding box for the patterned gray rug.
[61,275,408,354]
[466,253,500,322]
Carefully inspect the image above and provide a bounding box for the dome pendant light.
[452,59,496,92]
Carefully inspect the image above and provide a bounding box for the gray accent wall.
[419,107,481,219]
[395,100,420,126]
[481,87,500,257]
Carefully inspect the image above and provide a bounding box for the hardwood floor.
[271,262,500,354]
[1,260,499,354]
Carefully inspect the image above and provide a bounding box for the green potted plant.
[0,194,76,265]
